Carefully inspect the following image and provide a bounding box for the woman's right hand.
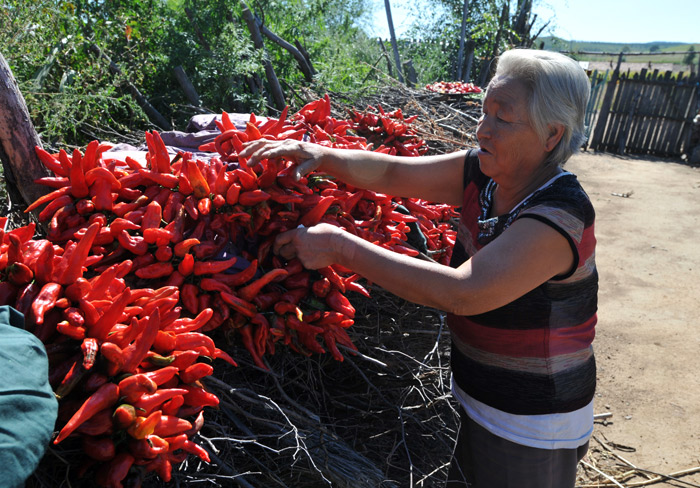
[239,139,331,181]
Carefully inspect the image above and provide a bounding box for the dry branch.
[88,44,172,131]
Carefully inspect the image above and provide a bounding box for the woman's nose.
[476,115,489,139]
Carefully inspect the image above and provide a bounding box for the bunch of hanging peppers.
[0,94,457,486]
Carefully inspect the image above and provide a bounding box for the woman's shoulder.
[521,172,595,225]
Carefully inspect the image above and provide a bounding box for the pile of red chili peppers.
[0,94,457,486]
[425,81,483,94]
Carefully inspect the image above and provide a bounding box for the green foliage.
[0,0,518,149]
[683,46,696,66]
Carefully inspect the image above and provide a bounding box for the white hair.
[491,49,591,165]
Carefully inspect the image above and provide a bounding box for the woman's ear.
[544,124,565,152]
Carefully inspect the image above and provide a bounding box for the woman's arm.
[240,139,468,206]
[276,218,574,316]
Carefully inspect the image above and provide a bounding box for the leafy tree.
[683,46,696,66]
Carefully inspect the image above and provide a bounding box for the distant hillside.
[538,37,698,53]
[538,37,699,66]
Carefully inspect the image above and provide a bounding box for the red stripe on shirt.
[449,314,597,358]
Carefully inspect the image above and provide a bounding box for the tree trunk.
[0,51,50,210]
[456,0,471,80]
[256,19,315,82]
[89,44,172,131]
[173,66,202,107]
[383,0,404,83]
[239,0,286,111]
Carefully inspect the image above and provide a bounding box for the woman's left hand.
[273,223,346,269]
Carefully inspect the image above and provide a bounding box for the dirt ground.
[564,150,700,484]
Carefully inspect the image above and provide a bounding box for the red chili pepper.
[68,147,89,198]
[74,407,114,437]
[179,283,199,315]
[153,414,193,437]
[182,439,211,463]
[179,362,214,384]
[7,262,34,286]
[14,282,40,317]
[220,291,258,318]
[344,278,371,298]
[35,146,68,176]
[283,271,311,290]
[150,130,172,173]
[81,435,116,462]
[175,253,193,277]
[129,434,169,460]
[54,382,119,444]
[173,332,216,357]
[118,373,158,404]
[134,388,189,416]
[183,154,210,199]
[232,167,256,191]
[38,193,73,222]
[173,238,200,257]
[113,403,137,429]
[90,287,132,342]
[58,221,101,285]
[236,323,268,370]
[56,320,86,340]
[127,410,162,439]
[192,255,238,276]
[141,201,162,231]
[238,189,271,207]
[318,266,346,293]
[224,181,241,205]
[210,258,258,287]
[139,168,179,188]
[135,262,174,280]
[325,289,356,318]
[312,277,332,298]
[299,195,335,227]
[237,268,289,302]
[81,337,99,370]
[121,310,161,373]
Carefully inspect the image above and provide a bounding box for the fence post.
[590,52,623,151]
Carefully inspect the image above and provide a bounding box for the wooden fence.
[588,63,699,157]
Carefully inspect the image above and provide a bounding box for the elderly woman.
[240,48,596,488]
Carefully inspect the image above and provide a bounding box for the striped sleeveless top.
[448,149,598,415]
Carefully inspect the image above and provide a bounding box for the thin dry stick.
[580,460,626,488]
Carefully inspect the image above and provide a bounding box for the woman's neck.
[491,164,562,217]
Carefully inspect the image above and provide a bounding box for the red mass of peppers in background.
[0,94,458,486]
[424,81,483,95]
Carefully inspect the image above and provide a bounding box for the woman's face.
[475,76,551,183]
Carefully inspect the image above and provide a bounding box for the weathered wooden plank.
[647,71,674,153]
[606,72,634,152]
[583,70,608,147]
[590,53,623,151]
[617,75,646,153]
[627,70,649,152]
[637,70,663,152]
[607,74,630,151]
[628,69,654,153]
[658,73,688,155]
[666,80,696,156]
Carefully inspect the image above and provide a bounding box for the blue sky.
[368,0,700,44]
